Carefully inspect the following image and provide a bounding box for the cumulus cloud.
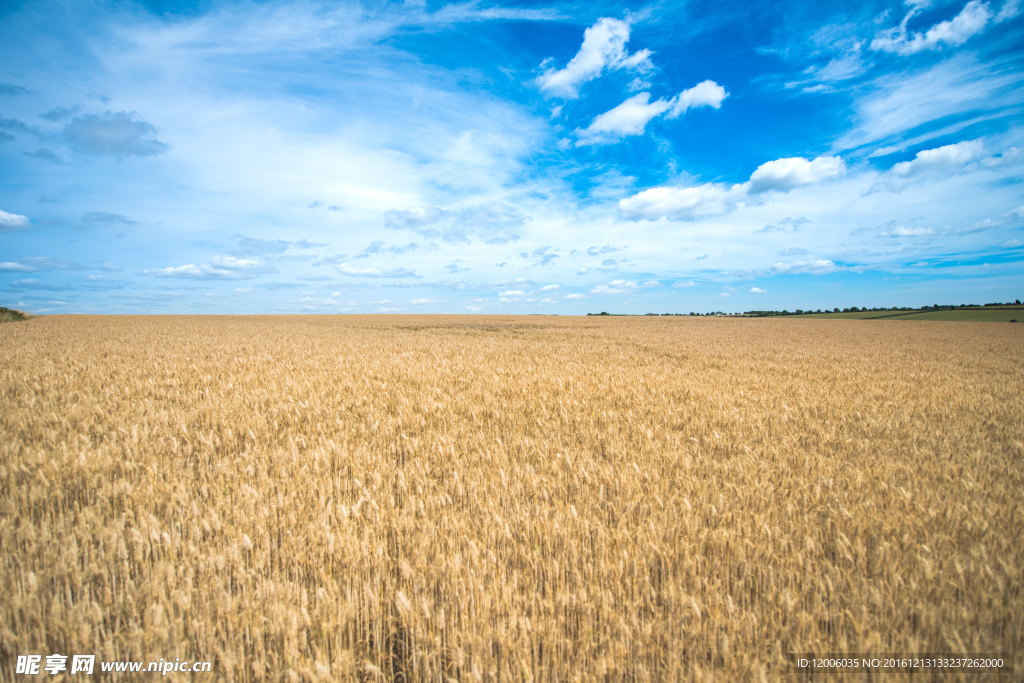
[577,92,673,145]
[749,287,767,293]
[564,293,585,299]
[666,80,729,118]
[874,139,991,191]
[890,139,985,177]
[746,156,846,193]
[537,17,653,99]
[63,111,169,158]
[620,155,845,221]
[619,183,746,221]
[0,209,31,231]
[872,0,993,55]
[577,81,728,145]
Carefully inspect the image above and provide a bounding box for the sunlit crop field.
[1,315,1022,680]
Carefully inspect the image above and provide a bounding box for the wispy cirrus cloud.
[0,256,80,271]
[871,0,995,55]
[834,55,1024,153]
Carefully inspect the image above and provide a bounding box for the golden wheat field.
[1,314,1022,680]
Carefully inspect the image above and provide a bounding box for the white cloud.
[749,287,767,293]
[411,298,432,304]
[577,92,673,145]
[577,81,727,145]
[0,209,30,231]
[673,280,697,287]
[539,283,559,291]
[564,293,585,299]
[874,138,1003,191]
[211,256,260,269]
[619,155,844,221]
[771,259,841,274]
[499,289,526,297]
[537,18,653,99]
[880,225,935,236]
[590,279,638,294]
[815,53,867,83]
[747,156,846,193]
[143,257,270,279]
[451,203,525,244]
[996,0,1021,21]
[144,264,204,278]
[619,183,745,221]
[666,80,728,118]
[628,77,651,91]
[384,206,451,231]
[335,263,416,278]
[890,139,985,177]
[0,261,34,271]
[872,0,993,55]
[383,203,525,244]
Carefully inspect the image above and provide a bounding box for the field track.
[2,315,1022,680]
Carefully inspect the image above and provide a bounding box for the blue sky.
[1,0,1022,314]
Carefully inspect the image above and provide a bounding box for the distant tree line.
[586,299,1022,318]
[743,300,1022,317]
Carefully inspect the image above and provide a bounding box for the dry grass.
[1,315,1021,680]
